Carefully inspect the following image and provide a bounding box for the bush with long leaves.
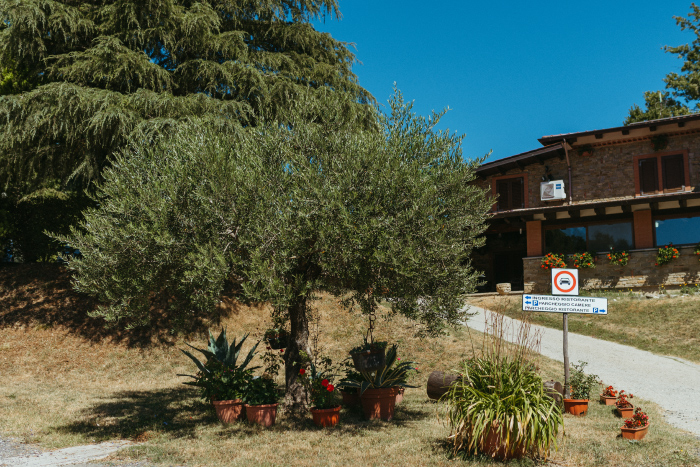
[339,344,417,395]
[179,329,259,401]
[442,356,562,460]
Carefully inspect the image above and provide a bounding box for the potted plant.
[298,364,340,427]
[243,376,280,427]
[600,385,618,405]
[656,244,680,266]
[341,344,416,421]
[264,327,288,350]
[442,356,563,460]
[571,252,595,269]
[540,252,566,269]
[348,339,388,372]
[615,390,634,418]
[694,242,700,261]
[563,361,599,416]
[607,249,630,267]
[179,329,259,423]
[621,407,650,440]
[338,367,362,407]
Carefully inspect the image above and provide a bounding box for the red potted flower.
[599,385,617,405]
[615,391,634,418]
[297,362,341,428]
[621,407,650,440]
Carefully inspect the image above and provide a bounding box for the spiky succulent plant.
[179,329,260,400]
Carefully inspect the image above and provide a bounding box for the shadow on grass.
[0,264,247,347]
[53,388,436,443]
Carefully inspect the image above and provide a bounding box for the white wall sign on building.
[551,268,579,296]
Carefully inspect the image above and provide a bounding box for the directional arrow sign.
[521,294,608,315]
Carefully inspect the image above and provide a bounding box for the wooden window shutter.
[510,178,524,209]
[662,154,684,192]
[639,158,658,195]
[496,177,524,211]
[496,179,511,211]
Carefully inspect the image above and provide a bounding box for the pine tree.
[626,4,700,124]
[0,0,374,193]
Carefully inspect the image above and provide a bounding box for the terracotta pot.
[600,395,617,406]
[350,348,386,372]
[212,399,245,423]
[265,331,288,350]
[341,390,360,407]
[310,405,341,427]
[563,399,589,416]
[395,387,405,405]
[480,421,527,460]
[360,387,399,421]
[245,403,278,427]
[621,422,649,440]
[616,405,634,418]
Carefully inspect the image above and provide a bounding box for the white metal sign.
[551,268,579,295]
[522,294,608,314]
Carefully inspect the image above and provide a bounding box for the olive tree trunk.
[283,296,310,411]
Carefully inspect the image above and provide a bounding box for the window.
[636,152,688,196]
[654,215,700,246]
[545,221,634,254]
[545,227,586,254]
[496,177,524,211]
[588,223,633,252]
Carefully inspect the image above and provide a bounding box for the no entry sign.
[551,268,579,295]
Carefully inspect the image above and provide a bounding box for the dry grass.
[1,265,699,466]
[469,292,700,364]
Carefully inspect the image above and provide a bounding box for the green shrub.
[443,356,562,460]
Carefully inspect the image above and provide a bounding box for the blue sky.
[313,1,696,163]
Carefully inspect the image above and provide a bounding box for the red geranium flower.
[321,379,329,387]
[299,368,305,375]
[326,384,334,392]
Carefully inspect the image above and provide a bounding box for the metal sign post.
[521,268,608,399]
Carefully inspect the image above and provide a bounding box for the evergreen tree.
[57,92,491,407]
[626,3,700,124]
[0,0,373,194]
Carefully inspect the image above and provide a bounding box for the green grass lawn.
[470,292,700,364]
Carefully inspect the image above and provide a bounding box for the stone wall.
[474,133,700,210]
[523,245,700,293]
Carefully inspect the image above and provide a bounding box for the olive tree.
[59,91,491,409]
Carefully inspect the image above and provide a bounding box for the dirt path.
[0,438,152,467]
[464,304,700,437]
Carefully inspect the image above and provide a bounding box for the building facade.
[473,114,700,292]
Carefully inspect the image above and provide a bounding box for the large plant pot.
[310,405,341,427]
[266,331,288,350]
[616,406,634,418]
[245,403,278,427]
[563,399,589,416]
[212,399,245,423]
[600,395,617,406]
[480,422,527,460]
[360,387,399,421]
[621,423,649,441]
[395,387,405,405]
[341,390,360,407]
[350,348,386,372]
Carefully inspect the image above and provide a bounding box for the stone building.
[473,114,700,293]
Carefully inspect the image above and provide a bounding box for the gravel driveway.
[464,304,700,437]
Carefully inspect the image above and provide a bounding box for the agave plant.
[339,344,417,395]
[179,329,260,400]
